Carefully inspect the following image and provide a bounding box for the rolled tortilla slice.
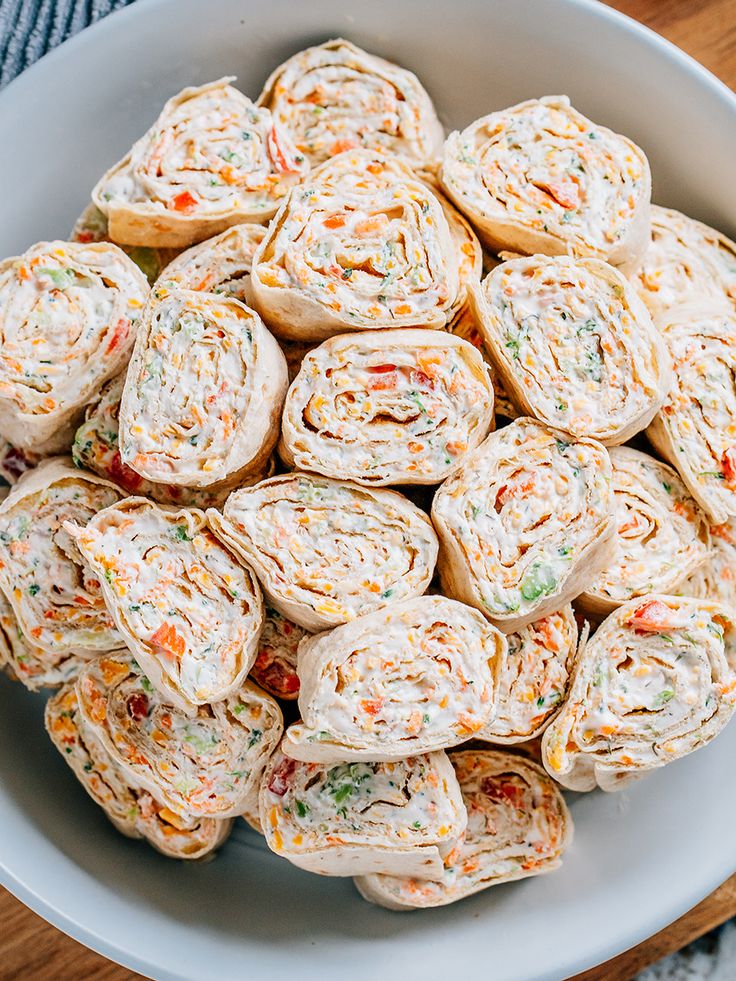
[0,459,123,654]
[92,79,308,248]
[355,749,572,909]
[0,586,95,691]
[578,447,712,616]
[250,150,461,341]
[250,606,306,701]
[470,254,671,445]
[0,438,38,485]
[282,595,506,763]
[73,373,275,507]
[207,472,438,630]
[76,650,282,819]
[0,240,148,453]
[280,329,494,485]
[441,95,651,271]
[257,38,444,169]
[682,517,736,607]
[646,306,736,525]
[65,497,263,712]
[432,418,616,632]
[154,223,266,303]
[260,749,466,878]
[635,205,736,318]
[479,606,577,744]
[119,286,287,489]
[542,595,736,791]
[45,684,232,859]
[71,201,179,284]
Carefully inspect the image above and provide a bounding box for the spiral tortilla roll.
[542,596,736,791]
[257,39,444,169]
[680,516,736,608]
[0,459,123,654]
[441,96,651,271]
[71,201,179,284]
[207,472,438,630]
[260,748,466,878]
[154,223,266,303]
[46,684,232,859]
[0,586,95,691]
[479,606,577,744]
[250,606,306,701]
[635,205,736,318]
[65,497,264,712]
[119,286,287,490]
[280,329,494,485]
[470,254,670,445]
[0,240,148,453]
[646,306,736,525]
[73,373,275,507]
[250,150,461,341]
[282,595,506,763]
[92,79,308,248]
[355,749,572,909]
[431,418,615,632]
[578,447,711,616]
[76,650,282,819]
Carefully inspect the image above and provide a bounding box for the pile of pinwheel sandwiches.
[2,38,735,910]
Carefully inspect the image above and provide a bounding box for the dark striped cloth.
[0,0,137,88]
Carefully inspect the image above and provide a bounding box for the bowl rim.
[1,1,735,979]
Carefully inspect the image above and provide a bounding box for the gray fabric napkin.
[0,0,136,88]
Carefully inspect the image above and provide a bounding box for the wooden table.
[2,1,735,978]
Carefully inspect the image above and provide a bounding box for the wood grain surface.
[1,1,735,979]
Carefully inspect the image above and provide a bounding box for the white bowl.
[1,2,735,979]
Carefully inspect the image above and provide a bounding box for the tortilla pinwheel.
[635,205,736,319]
[65,497,264,712]
[479,606,577,744]
[431,417,616,632]
[250,150,461,341]
[441,95,651,271]
[46,684,232,859]
[0,240,148,453]
[542,595,736,791]
[0,459,124,655]
[355,749,572,908]
[0,586,96,691]
[578,447,712,615]
[470,254,670,445]
[119,286,287,490]
[207,472,438,630]
[260,748,466,877]
[73,373,275,507]
[281,595,506,763]
[257,39,444,169]
[646,306,736,525]
[76,649,282,819]
[92,79,308,248]
[280,328,494,485]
